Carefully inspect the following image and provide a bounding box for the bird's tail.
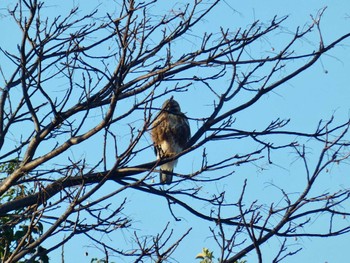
[160,161,175,184]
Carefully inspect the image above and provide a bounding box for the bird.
[150,97,191,184]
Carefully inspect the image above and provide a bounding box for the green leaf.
[38,246,49,263]
[196,248,215,263]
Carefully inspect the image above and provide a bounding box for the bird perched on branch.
[151,97,191,184]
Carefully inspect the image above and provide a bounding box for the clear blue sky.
[1,1,350,262]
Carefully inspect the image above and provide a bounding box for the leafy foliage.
[196,248,247,263]
[0,160,47,262]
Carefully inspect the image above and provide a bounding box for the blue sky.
[1,1,350,262]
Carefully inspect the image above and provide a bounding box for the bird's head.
[162,97,181,113]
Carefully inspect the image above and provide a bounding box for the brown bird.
[151,97,191,184]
